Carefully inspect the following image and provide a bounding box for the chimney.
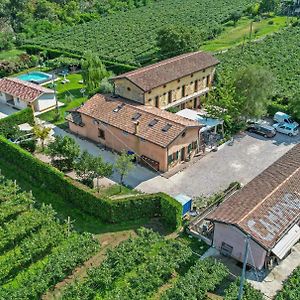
[134,121,140,134]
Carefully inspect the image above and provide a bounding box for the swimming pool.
[18,71,52,84]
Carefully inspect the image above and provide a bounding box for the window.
[139,137,146,142]
[93,119,99,125]
[182,131,186,137]
[188,144,192,153]
[149,119,158,127]
[16,98,20,103]
[191,73,194,77]
[182,85,186,97]
[162,124,172,132]
[148,91,152,94]
[168,154,173,165]
[163,84,167,88]
[98,129,105,140]
[206,75,210,87]
[177,79,181,83]
[127,87,131,91]
[113,103,125,113]
[132,112,141,121]
[168,91,172,104]
[122,131,129,136]
[155,96,159,108]
[192,141,198,149]
[194,80,198,92]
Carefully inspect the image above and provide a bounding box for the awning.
[272,224,300,259]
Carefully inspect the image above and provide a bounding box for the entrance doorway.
[181,148,185,162]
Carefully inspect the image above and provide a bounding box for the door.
[220,242,233,257]
[181,148,185,162]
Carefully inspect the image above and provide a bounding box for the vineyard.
[61,228,229,300]
[218,26,300,101]
[25,0,255,66]
[275,266,300,300]
[0,176,99,300]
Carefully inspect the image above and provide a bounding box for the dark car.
[246,123,276,138]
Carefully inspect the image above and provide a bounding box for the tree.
[33,124,51,151]
[230,11,242,26]
[206,73,241,130]
[114,151,135,187]
[74,150,113,190]
[234,65,274,120]
[157,25,203,58]
[47,135,80,171]
[289,92,300,120]
[259,0,280,13]
[81,51,109,92]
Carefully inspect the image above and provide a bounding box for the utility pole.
[249,21,253,49]
[238,235,250,300]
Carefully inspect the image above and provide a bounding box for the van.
[273,112,299,127]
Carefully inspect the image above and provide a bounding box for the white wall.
[213,222,268,269]
[36,93,56,112]
[13,97,28,109]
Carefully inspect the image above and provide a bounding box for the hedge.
[0,107,34,128]
[0,136,182,230]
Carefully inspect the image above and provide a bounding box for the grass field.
[201,16,292,52]
[0,49,24,61]
[39,73,87,127]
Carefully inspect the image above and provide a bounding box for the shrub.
[0,107,34,128]
[0,136,181,230]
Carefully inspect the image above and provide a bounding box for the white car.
[273,123,299,137]
[273,112,299,127]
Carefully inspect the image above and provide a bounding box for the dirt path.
[43,230,136,300]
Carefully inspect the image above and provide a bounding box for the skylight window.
[113,103,125,113]
[149,119,158,127]
[162,124,172,132]
[132,112,142,121]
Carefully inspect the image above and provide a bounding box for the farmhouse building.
[112,51,219,111]
[66,94,202,172]
[0,77,56,113]
[206,144,300,270]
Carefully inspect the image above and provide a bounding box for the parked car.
[273,112,299,127]
[273,123,299,136]
[246,123,276,138]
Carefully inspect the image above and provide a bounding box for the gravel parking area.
[136,131,300,197]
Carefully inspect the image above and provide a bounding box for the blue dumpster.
[175,194,192,216]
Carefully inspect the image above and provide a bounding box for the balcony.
[162,87,210,110]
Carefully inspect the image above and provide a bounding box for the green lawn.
[0,49,25,61]
[39,73,87,127]
[201,16,292,52]
[96,184,142,198]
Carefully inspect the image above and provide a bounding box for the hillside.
[25,0,255,66]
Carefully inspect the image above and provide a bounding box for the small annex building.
[0,77,56,113]
[206,144,300,270]
[66,94,202,172]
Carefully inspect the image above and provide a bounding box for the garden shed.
[175,194,192,216]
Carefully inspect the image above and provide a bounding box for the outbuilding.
[206,144,300,270]
[0,77,56,113]
[175,194,192,216]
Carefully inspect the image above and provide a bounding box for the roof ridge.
[237,165,300,225]
[7,77,53,93]
[116,52,199,78]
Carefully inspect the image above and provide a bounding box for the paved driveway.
[0,103,18,119]
[46,121,299,197]
[136,132,300,197]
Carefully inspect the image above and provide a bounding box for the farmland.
[0,176,99,299]
[217,26,300,101]
[61,228,229,300]
[25,0,255,66]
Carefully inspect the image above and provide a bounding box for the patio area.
[0,103,18,119]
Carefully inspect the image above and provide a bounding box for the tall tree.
[157,25,203,59]
[114,151,135,187]
[259,0,281,13]
[81,51,109,92]
[234,65,274,120]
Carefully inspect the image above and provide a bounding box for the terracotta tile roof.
[71,94,201,147]
[207,144,300,250]
[113,51,219,91]
[0,77,54,103]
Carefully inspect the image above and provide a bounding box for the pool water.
[18,72,52,84]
